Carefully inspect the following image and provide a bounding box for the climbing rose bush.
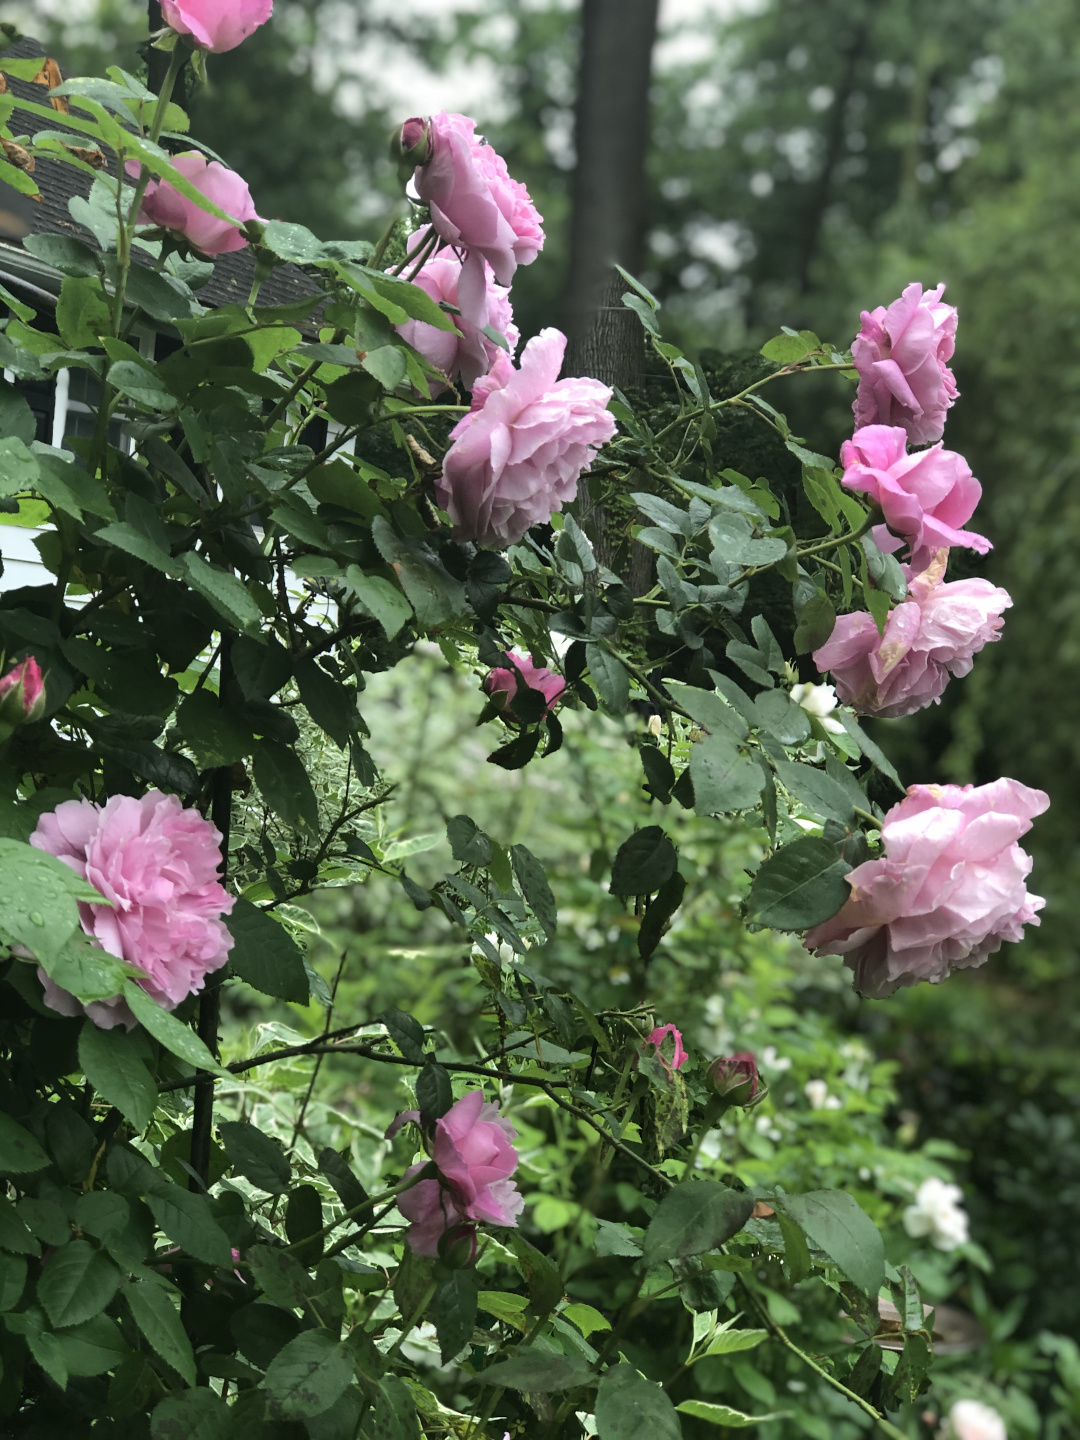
[852,281,958,445]
[804,779,1049,997]
[136,153,260,255]
[30,791,234,1028]
[160,0,274,54]
[483,650,565,717]
[814,549,1012,718]
[437,328,615,547]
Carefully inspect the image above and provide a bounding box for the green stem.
[652,360,855,444]
[854,805,882,830]
[277,1166,434,1255]
[383,1280,438,1365]
[372,206,402,268]
[797,512,874,560]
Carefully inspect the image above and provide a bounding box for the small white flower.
[904,1176,970,1252]
[753,1112,781,1142]
[804,1078,830,1110]
[790,681,846,734]
[938,1398,1007,1440]
[760,1045,792,1072]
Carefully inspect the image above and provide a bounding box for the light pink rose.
[160,0,273,53]
[396,227,519,394]
[393,1090,524,1258]
[813,550,1011,718]
[30,791,234,1029]
[437,328,615,548]
[409,111,544,328]
[840,424,990,573]
[804,779,1049,998]
[484,650,565,719]
[0,655,45,734]
[135,153,261,256]
[852,282,959,446]
[643,1024,688,1071]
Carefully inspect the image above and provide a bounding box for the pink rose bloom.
[135,153,261,256]
[396,228,519,394]
[0,655,45,733]
[160,0,273,53]
[484,650,565,719]
[393,1090,524,1257]
[437,328,615,548]
[409,111,544,328]
[814,550,1012,719]
[643,1024,687,1071]
[804,779,1049,998]
[30,791,234,1029]
[852,282,959,446]
[840,425,990,572]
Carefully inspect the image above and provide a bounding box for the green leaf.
[506,1230,564,1315]
[774,1191,886,1299]
[838,713,903,790]
[690,735,766,815]
[295,656,355,749]
[0,436,40,494]
[93,520,176,576]
[370,518,466,629]
[479,1351,592,1393]
[446,814,493,868]
[588,646,630,713]
[0,1253,28,1311]
[57,276,112,349]
[760,333,813,364]
[145,1182,233,1268]
[562,1303,611,1338]
[124,1279,196,1385]
[344,566,413,639]
[666,680,748,740]
[752,690,812,747]
[700,1327,768,1357]
[745,837,852,931]
[246,1246,313,1311]
[353,266,458,332]
[122,983,227,1075]
[774,761,856,823]
[226,899,309,1003]
[364,1376,420,1440]
[0,1113,49,1175]
[378,1008,425,1064]
[181,554,263,633]
[0,1195,41,1255]
[251,739,320,833]
[264,1330,354,1419]
[638,870,687,961]
[53,1313,127,1378]
[511,843,557,939]
[218,1121,291,1195]
[361,345,408,391]
[794,591,836,654]
[777,1210,811,1285]
[175,689,253,768]
[78,1023,157,1131]
[37,1240,120,1329]
[430,1270,478,1363]
[107,360,179,413]
[610,826,677,897]
[642,1181,754,1269]
[415,1062,453,1121]
[677,1400,790,1427]
[596,1363,681,1440]
[22,234,99,277]
[0,837,103,966]
[150,1388,231,1440]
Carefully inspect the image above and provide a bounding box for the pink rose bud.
[398,116,432,164]
[395,226,519,394]
[0,655,45,732]
[483,650,565,721]
[643,1024,688,1071]
[159,0,273,53]
[438,1222,478,1269]
[840,424,991,573]
[30,791,234,1029]
[804,779,1050,998]
[134,153,262,256]
[814,549,1012,719]
[437,328,616,548]
[411,111,544,329]
[852,283,958,447]
[395,1090,524,1257]
[707,1052,760,1106]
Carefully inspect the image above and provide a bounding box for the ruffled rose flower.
[160,0,273,53]
[904,1176,969,1252]
[408,111,544,328]
[396,227,518,394]
[841,424,990,572]
[804,779,1049,998]
[391,1090,524,1258]
[814,550,1011,718]
[136,153,261,256]
[707,1052,759,1103]
[939,1399,1007,1440]
[30,791,234,1029]
[437,328,615,548]
[643,1024,687,1071]
[484,650,565,720]
[852,282,959,446]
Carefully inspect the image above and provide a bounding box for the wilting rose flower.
[643,1024,687,1071]
[707,1052,759,1104]
[804,779,1049,998]
[0,655,45,735]
[135,153,261,256]
[840,425,990,572]
[789,681,845,734]
[852,282,958,446]
[160,0,273,53]
[391,1090,524,1258]
[437,328,615,548]
[904,1176,969,1252]
[396,227,518,394]
[484,650,565,720]
[814,550,1012,719]
[30,791,234,1029]
[409,111,544,328]
[939,1399,1007,1440]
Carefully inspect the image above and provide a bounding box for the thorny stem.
[797,511,874,559]
[651,359,855,445]
[277,1166,435,1257]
